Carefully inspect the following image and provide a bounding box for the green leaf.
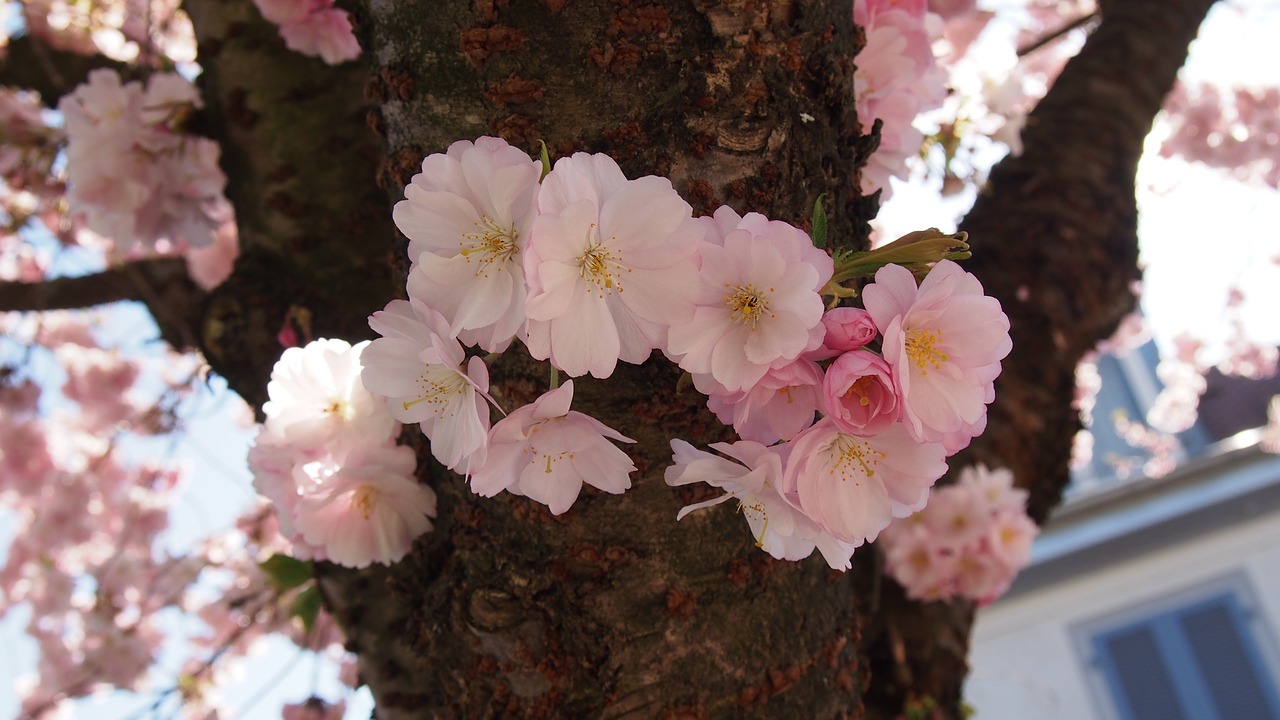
[810,194,828,249]
[259,553,313,590]
[291,585,322,634]
[537,140,552,180]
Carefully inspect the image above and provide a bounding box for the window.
[1080,582,1280,720]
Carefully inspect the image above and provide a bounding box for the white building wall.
[965,507,1280,720]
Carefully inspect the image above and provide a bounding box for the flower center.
[402,367,467,414]
[725,284,774,329]
[525,421,576,473]
[577,225,627,297]
[323,399,352,420]
[460,215,518,277]
[826,434,886,482]
[905,328,948,374]
[352,484,379,520]
[844,376,877,407]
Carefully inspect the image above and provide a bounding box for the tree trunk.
[172,0,1218,716]
[861,0,1217,716]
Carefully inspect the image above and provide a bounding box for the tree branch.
[1016,12,1099,58]
[0,257,207,349]
[863,1,1218,717]
[0,34,131,106]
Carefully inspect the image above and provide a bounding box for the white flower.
[263,338,399,453]
[361,299,492,474]
[393,137,541,352]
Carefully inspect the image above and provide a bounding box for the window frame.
[1071,573,1280,720]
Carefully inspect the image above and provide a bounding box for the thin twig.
[1017,12,1100,57]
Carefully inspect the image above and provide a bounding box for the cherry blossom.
[879,464,1036,605]
[252,0,361,64]
[695,356,823,445]
[853,0,948,199]
[666,439,857,570]
[470,381,636,514]
[293,444,436,568]
[782,419,948,546]
[58,69,232,255]
[862,259,1011,452]
[394,136,542,352]
[818,349,901,437]
[667,206,831,392]
[263,338,399,453]
[524,152,702,378]
[818,306,880,357]
[361,299,493,473]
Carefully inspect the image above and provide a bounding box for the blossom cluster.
[669,253,1011,570]
[879,464,1036,605]
[1159,82,1280,188]
[0,312,215,715]
[251,0,361,65]
[58,69,234,258]
[853,0,948,199]
[248,338,438,568]
[348,136,1011,574]
[20,0,197,63]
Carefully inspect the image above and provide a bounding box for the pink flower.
[523,153,701,378]
[394,137,541,352]
[696,357,822,445]
[781,419,947,545]
[817,307,879,357]
[263,339,399,453]
[862,260,1011,450]
[294,444,436,568]
[280,10,361,64]
[878,463,1036,605]
[253,0,310,25]
[665,439,856,570]
[667,207,831,392]
[470,381,636,514]
[184,220,239,290]
[881,523,958,601]
[361,299,492,474]
[818,350,900,436]
[917,476,988,548]
[253,0,362,65]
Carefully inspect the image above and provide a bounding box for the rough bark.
[184,0,399,410]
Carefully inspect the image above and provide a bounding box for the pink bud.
[821,307,879,353]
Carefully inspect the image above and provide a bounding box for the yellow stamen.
[845,376,877,407]
[905,328,948,375]
[402,368,467,413]
[352,485,378,520]
[827,434,887,482]
[577,225,627,298]
[724,284,774,329]
[459,215,518,278]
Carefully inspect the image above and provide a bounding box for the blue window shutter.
[1179,599,1280,720]
[1095,625,1190,720]
[1091,593,1280,720]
